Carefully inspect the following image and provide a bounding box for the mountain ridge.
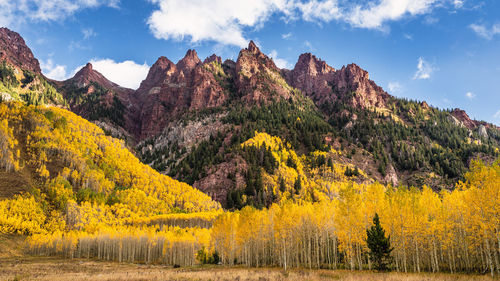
[1,27,499,208]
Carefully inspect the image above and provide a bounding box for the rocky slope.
[283,53,390,111]
[58,63,139,141]
[136,50,228,139]
[0,28,41,73]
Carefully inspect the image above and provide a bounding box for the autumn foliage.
[0,103,498,276]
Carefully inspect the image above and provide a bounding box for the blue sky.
[1,0,499,125]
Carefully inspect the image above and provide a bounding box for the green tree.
[366,213,393,271]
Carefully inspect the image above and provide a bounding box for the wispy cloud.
[0,0,120,28]
[388,82,403,95]
[494,110,500,119]
[269,50,291,69]
[403,33,413,40]
[82,28,97,40]
[465,92,476,100]
[469,23,500,40]
[413,57,436,80]
[423,16,439,25]
[282,32,292,39]
[304,40,315,51]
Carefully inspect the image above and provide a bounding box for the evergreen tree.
[366,213,393,271]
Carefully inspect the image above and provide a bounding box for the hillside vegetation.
[0,102,496,275]
[0,101,219,234]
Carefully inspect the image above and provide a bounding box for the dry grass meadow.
[0,257,495,281]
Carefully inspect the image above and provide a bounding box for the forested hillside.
[0,101,219,234]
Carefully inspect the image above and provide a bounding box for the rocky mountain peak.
[68,62,117,90]
[283,53,336,98]
[0,27,41,73]
[247,40,260,54]
[332,63,389,109]
[295,53,335,76]
[204,54,222,65]
[451,108,478,130]
[235,41,291,103]
[177,49,201,71]
[137,56,176,93]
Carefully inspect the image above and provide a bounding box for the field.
[0,257,494,281]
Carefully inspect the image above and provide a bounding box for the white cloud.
[413,57,436,80]
[147,0,290,47]
[282,32,292,39]
[465,92,476,99]
[82,28,97,39]
[469,23,500,40]
[453,0,464,8]
[78,59,150,89]
[296,0,342,22]
[269,50,290,69]
[347,0,440,30]
[387,82,403,94]
[0,0,119,27]
[494,110,500,118]
[41,59,69,80]
[146,0,462,46]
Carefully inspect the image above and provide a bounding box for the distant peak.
[152,56,175,69]
[204,54,222,65]
[293,52,335,75]
[0,27,41,73]
[184,49,198,58]
[298,52,314,61]
[177,49,201,70]
[84,62,93,70]
[247,40,260,53]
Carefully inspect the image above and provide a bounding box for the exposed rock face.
[193,156,248,203]
[203,54,222,65]
[332,63,390,109]
[61,63,140,139]
[282,53,335,99]
[0,28,41,73]
[235,41,292,103]
[136,50,228,139]
[451,108,478,130]
[67,63,119,90]
[479,125,488,138]
[284,54,390,111]
[139,113,230,173]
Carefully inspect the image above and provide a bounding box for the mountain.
[1,27,499,209]
[134,41,500,207]
[0,27,41,73]
[0,28,65,106]
[136,50,228,139]
[283,53,390,111]
[57,63,140,141]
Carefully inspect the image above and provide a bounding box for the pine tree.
[366,213,393,271]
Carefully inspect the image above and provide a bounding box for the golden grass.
[0,257,494,281]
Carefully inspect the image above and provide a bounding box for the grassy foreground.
[0,257,494,281]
